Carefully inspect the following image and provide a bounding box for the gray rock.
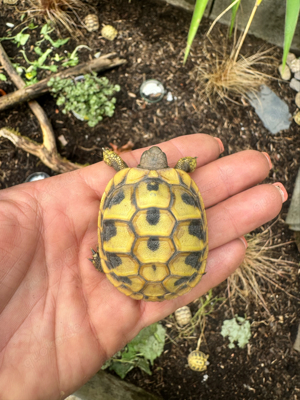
[290,59,300,73]
[247,85,291,134]
[290,78,300,92]
[295,92,300,108]
[286,167,300,230]
[294,71,300,81]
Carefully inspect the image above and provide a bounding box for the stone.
[286,53,296,68]
[290,78,300,92]
[294,111,300,126]
[278,64,291,81]
[286,167,300,230]
[290,58,300,73]
[66,371,162,400]
[294,322,300,352]
[296,92,300,108]
[294,71,300,81]
[247,85,291,134]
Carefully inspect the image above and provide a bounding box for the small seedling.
[102,323,166,379]
[48,73,120,127]
[221,315,251,349]
[0,27,30,47]
[61,45,91,68]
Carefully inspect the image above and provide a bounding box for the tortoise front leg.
[102,148,128,171]
[90,248,103,272]
[175,157,197,173]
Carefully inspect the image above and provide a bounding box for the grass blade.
[183,0,210,64]
[283,0,300,67]
[229,0,241,37]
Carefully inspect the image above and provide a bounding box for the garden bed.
[0,0,300,399]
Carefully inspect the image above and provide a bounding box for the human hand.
[0,134,286,400]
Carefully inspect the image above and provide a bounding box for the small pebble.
[290,59,300,73]
[287,53,296,68]
[294,111,300,125]
[278,64,291,81]
[6,22,14,28]
[290,78,300,92]
[58,134,68,146]
[294,71,300,81]
[295,92,300,108]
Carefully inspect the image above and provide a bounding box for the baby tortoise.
[188,350,209,372]
[92,146,208,301]
[83,14,99,32]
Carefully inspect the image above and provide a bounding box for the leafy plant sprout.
[25,0,85,33]
[48,73,120,127]
[227,221,299,314]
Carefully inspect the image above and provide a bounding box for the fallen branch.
[0,53,127,112]
[0,44,125,173]
[0,128,81,172]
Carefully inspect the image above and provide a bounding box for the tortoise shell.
[188,350,209,372]
[175,306,192,326]
[84,14,99,32]
[101,25,118,40]
[97,153,208,302]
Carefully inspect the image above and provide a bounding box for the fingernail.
[273,182,288,203]
[239,236,248,249]
[214,137,224,153]
[262,152,273,169]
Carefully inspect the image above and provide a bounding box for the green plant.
[102,323,166,379]
[48,74,121,127]
[221,315,251,349]
[184,0,300,66]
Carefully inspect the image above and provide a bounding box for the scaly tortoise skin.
[92,146,208,302]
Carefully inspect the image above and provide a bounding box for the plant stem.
[232,0,263,63]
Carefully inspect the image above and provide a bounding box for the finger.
[140,237,246,325]
[191,150,272,208]
[78,134,223,195]
[207,183,286,250]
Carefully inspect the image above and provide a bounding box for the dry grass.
[25,0,85,33]
[227,223,298,314]
[192,47,274,104]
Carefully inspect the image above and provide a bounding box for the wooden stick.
[0,53,126,112]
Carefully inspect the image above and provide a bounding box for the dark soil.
[0,1,300,399]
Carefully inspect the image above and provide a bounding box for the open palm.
[0,134,285,400]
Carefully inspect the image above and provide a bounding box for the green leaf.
[28,22,38,30]
[52,53,64,62]
[34,47,44,56]
[229,0,241,37]
[283,0,300,67]
[14,31,30,46]
[109,361,134,379]
[128,323,166,365]
[136,358,152,375]
[0,73,7,81]
[183,0,210,64]
[45,35,70,48]
[36,48,52,66]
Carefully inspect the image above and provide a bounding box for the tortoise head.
[138,146,168,170]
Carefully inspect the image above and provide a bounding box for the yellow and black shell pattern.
[98,167,208,301]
